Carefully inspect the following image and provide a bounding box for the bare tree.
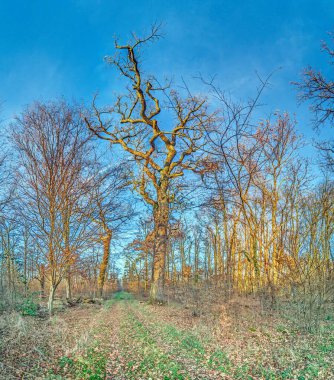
[12,101,93,314]
[85,26,215,302]
[294,32,334,171]
[88,162,133,298]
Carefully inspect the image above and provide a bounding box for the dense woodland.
[0,27,333,330]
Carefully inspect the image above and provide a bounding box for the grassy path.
[51,292,202,379]
[106,297,192,380]
[126,301,229,379]
[102,294,243,379]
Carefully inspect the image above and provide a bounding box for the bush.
[18,298,39,316]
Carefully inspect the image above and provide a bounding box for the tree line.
[0,27,333,319]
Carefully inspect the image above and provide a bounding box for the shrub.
[18,298,39,316]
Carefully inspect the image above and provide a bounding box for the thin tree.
[88,162,133,298]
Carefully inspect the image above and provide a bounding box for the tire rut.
[105,302,128,380]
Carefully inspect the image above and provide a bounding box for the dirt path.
[105,301,128,379]
[105,300,191,379]
[103,296,231,380]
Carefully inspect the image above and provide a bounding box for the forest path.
[104,293,229,380]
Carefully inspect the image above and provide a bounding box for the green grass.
[132,303,232,372]
[112,291,134,301]
[51,343,108,380]
[119,311,188,379]
[104,291,133,309]
[163,325,205,355]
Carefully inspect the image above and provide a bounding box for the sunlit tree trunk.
[144,249,149,291]
[48,283,57,315]
[98,229,112,298]
[150,181,169,302]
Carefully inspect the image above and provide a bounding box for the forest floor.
[0,291,334,379]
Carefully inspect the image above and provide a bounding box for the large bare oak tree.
[85,27,215,302]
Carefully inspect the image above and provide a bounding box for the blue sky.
[0,0,333,154]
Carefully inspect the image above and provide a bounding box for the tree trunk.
[144,250,149,291]
[63,225,72,301]
[150,185,169,303]
[48,284,56,315]
[40,278,45,299]
[23,238,28,296]
[40,264,45,299]
[65,273,72,301]
[97,229,112,298]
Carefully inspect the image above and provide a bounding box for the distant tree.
[88,162,133,298]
